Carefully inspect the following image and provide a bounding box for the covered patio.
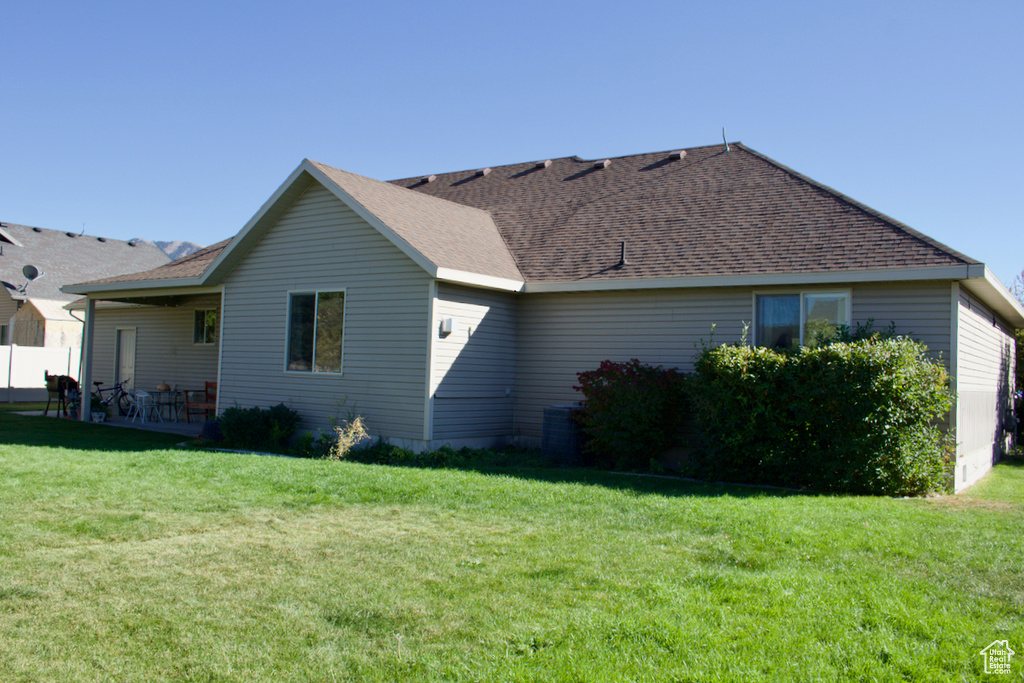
[18,410,203,439]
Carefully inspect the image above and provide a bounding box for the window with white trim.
[286,291,345,373]
[193,309,218,344]
[755,292,850,349]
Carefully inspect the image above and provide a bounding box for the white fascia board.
[0,227,24,247]
[961,266,1024,328]
[303,162,440,278]
[62,279,209,296]
[435,268,525,292]
[62,282,219,300]
[524,265,977,294]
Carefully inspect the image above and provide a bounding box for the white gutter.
[523,265,982,294]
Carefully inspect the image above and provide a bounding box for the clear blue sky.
[3,1,1021,286]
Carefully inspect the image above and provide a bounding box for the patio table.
[151,390,182,422]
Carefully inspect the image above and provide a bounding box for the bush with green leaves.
[574,359,688,471]
[690,337,954,495]
[217,403,302,453]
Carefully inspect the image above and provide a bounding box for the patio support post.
[79,298,95,422]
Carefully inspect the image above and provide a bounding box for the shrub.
[690,338,954,495]
[218,403,302,453]
[574,359,688,471]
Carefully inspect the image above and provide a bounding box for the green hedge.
[218,403,301,453]
[690,338,954,495]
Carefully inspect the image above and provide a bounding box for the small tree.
[574,359,688,471]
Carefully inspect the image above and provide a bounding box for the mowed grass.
[0,406,1022,681]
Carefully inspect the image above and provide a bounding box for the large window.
[287,291,345,373]
[756,292,849,349]
[193,309,218,344]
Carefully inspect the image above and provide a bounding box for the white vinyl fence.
[1,346,81,402]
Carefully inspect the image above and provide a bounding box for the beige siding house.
[65,143,1023,491]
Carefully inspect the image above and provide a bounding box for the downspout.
[215,286,225,416]
[423,280,437,447]
[5,343,12,404]
[949,282,961,489]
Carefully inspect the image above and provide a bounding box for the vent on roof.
[65,232,77,238]
[617,241,628,268]
[32,227,42,232]
[669,150,687,160]
[593,159,610,169]
[421,174,437,184]
[97,237,106,243]
[475,167,491,177]
[535,159,552,168]
[127,240,137,247]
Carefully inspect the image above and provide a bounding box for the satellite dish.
[23,265,39,281]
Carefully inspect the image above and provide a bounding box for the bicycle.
[92,380,133,416]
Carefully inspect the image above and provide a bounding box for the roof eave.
[961,266,1024,328]
[523,265,980,294]
[435,268,524,292]
[61,278,211,297]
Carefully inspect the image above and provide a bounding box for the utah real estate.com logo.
[980,640,1015,675]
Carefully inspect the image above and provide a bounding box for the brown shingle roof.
[74,239,231,286]
[388,143,974,283]
[310,162,523,282]
[70,143,977,290]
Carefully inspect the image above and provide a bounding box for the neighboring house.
[64,143,1023,491]
[0,222,170,347]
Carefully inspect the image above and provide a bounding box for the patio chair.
[183,382,217,423]
[44,373,64,417]
[128,390,163,424]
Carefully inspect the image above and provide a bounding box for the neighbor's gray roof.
[0,222,170,301]
[77,238,231,286]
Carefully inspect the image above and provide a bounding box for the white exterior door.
[116,328,136,390]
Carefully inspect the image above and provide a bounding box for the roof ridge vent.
[421,174,437,184]
[535,159,552,168]
[593,159,611,169]
[475,167,491,177]
[669,150,687,160]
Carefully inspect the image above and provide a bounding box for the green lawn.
[0,405,1021,681]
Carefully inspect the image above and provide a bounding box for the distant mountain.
[131,239,204,260]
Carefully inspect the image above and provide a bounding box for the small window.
[755,292,849,349]
[286,291,345,373]
[0,324,8,346]
[193,309,218,344]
